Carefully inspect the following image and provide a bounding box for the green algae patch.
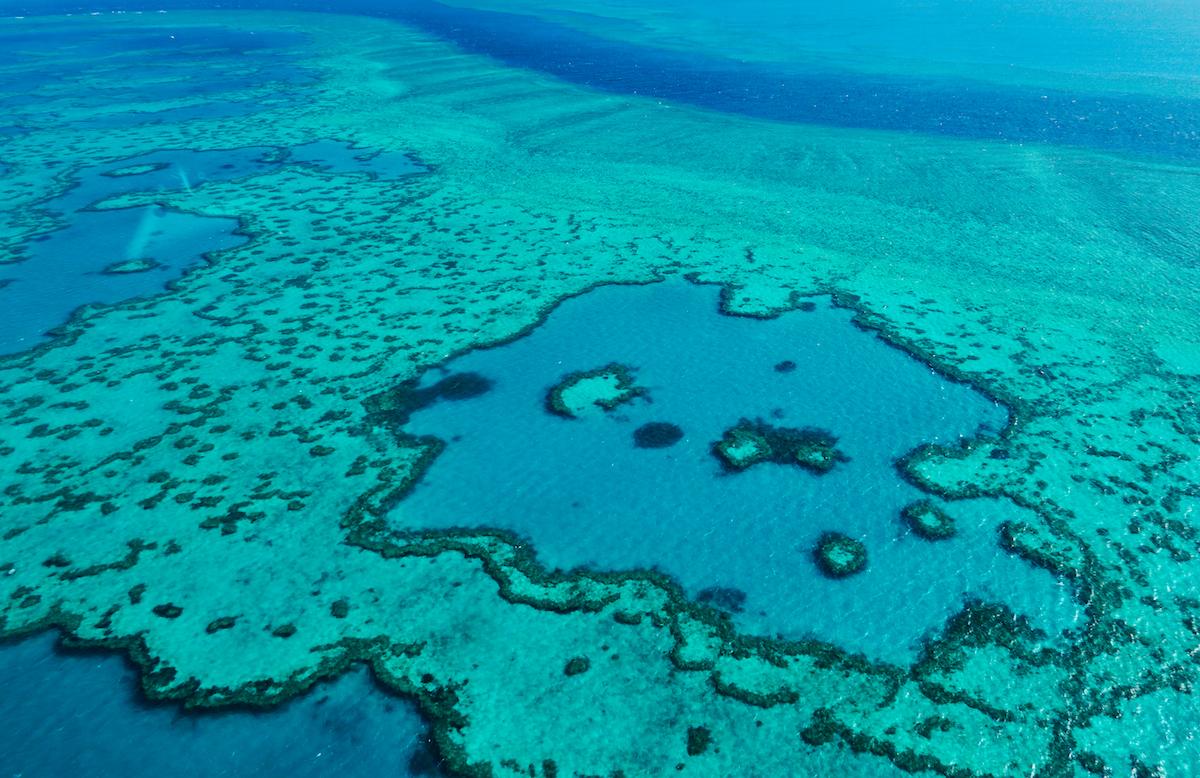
[901,500,957,541]
[813,533,867,579]
[545,362,645,418]
[713,419,847,474]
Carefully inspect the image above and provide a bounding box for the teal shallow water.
[390,281,1078,660]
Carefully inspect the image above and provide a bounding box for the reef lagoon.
[1,2,1199,776]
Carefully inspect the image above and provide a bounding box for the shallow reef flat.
[0,8,1198,777]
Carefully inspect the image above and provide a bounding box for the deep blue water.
[0,146,265,354]
[0,206,244,354]
[380,1,1200,163]
[6,0,1199,162]
[390,281,1078,661]
[0,632,440,778]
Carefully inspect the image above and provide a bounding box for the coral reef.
[365,372,493,427]
[0,8,1196,778]
[686,726,712,756]
[712,419,847,474]
[101,258,161,275]
[545,363,645,418]
[812,533,868,578]
[901,500,957,541]
[101,162,170,178]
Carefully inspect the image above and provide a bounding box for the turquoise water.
[391,281,1076,659]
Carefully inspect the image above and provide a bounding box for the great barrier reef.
[1,1,1199,776]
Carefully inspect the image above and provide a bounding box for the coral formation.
[545,363,645,418]
[712,419,847,474]
[101,162,170,178]
[812,533,868,578]
[686,726,712,756]
[101,258,161,275]
[365,372,493,427]
[901,500,958,541]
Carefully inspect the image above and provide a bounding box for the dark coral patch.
[902,500,957,541]
[101,257,161,275]
[435,372,492,401]
[686,726,712,756]
[712,418,847,475]
[205,616,237,634]
[633,421,684,449]
[364,371,493,426]
[100,161,170,178]
[774,360,797,373]
[151,603,183,618]
[813,532,867,579]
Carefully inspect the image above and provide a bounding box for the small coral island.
[813,532,868,578]
[101,257,161,275]
[901,499,958,540]
[712,418,847,475]
[100,161,170,178]
[546,362,646,418]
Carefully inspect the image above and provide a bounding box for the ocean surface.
[1,1,1197,776]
